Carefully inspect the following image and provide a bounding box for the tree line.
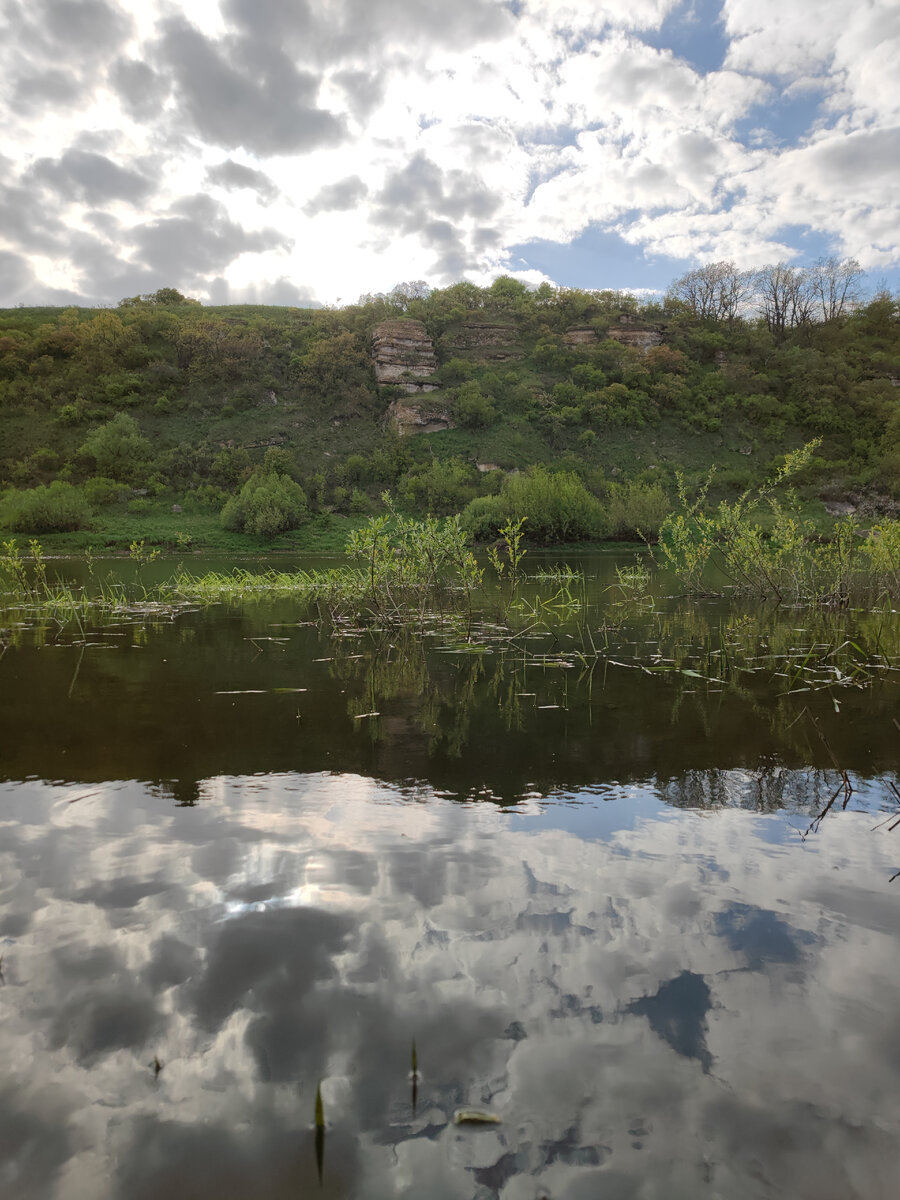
[667,257,867,334]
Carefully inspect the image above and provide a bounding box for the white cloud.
[0,0,896,305]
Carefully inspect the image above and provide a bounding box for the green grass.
[24,503,367,556]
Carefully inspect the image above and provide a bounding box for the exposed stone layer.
[371,319,437,391]
[386,398,455,436]
[605,327,663,352]
[563,328,598,346]
[447,322,522,361]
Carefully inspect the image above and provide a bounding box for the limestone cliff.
[371,319,438,392]
[446,321,522,362]
[605,315,662,353]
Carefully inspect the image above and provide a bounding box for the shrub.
[78,412,153,482]
[454,381,496,428]
[438,357,474,384]
[604,480,670,540]
[461,467,605,544]
[84,476,128,507]
[0,482,92,532]
[398,458,479,515]
[221,469,308,538]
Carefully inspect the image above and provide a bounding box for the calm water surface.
[1,553,899,1199]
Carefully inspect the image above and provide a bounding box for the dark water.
[1,555,899,1199]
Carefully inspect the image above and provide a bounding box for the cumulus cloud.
[150,16,348,156]
[303,174,368,216]
[127,194,291,281]
[205,158,280,203]
[31,148,156,206]
[0,0,896,304]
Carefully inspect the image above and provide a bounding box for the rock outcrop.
[563,328,598,347]
[602,321,667,352]
[386,398,455,436]
[446,321,522,361]
[371,319,438,392]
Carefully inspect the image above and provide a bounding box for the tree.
[808,256,864,322]
[668,261,753,323]
[221,469,308,539]
[119,288,201,308]
[753,262,815,337]
[78,413,153,482]
[488,275,530,312]
[388,281,432,311]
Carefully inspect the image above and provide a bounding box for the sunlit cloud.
[0,0,896,305]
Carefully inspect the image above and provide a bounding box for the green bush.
[398,458,479,515]
[461,467,605,544]
[0,482,92,532]
[78,412,153,482]
[221,469,308,538]
[437,357,474,384]
[84,476,128,507]
[604,480,670,540]
[454,381,496,428]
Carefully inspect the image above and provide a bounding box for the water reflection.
[1,592,899,797]
[2,563,899,1196]
[1,772,899,1198]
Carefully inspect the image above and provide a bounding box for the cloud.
[108,57,171,122]
[151,16,347,156]
[127,194,291,282]
[205,274,323,306]
[371,152,501,237]
[31,148,156,206]
[0,0,897,305]
[303,174,368,216]
[205,159,279,203]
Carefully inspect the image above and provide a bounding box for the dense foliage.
[0,267,897,545]
[221,468,309,539]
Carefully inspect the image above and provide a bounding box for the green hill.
[0,278,897,552]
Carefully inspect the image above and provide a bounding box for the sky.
[0,0,898,308]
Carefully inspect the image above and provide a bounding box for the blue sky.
[0,0,897,306]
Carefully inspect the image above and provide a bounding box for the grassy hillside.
[0,280,897,552]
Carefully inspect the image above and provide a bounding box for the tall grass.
[654,441,900,604]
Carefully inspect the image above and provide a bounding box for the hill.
[0,278,897,551]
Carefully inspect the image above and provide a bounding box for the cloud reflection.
[0,771,898,1198]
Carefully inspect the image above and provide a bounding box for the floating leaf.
[453,1108,501,1126]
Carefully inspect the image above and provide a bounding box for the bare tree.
[668,261,753,323]
[754,262,815,336]
[808,256,864,322]
[389,281,432,311]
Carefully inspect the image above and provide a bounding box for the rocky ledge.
[605,314,663,353]
[447,321,522,361]
[371,319,438,392]
[386,398,455,436]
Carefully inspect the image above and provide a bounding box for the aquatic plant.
[655,441,900,604]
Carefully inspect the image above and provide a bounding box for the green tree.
[221,469,308,539]
[78,413,153,482]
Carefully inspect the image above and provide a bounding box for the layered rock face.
[563,328,598,346]
[386,397,455,435]
[371,320,438,392]
[605,314,663,353]
[370,319,453,434]
[447,322,521,361]
[606,326,663,352]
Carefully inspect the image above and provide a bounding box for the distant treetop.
[118,287,201,308]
